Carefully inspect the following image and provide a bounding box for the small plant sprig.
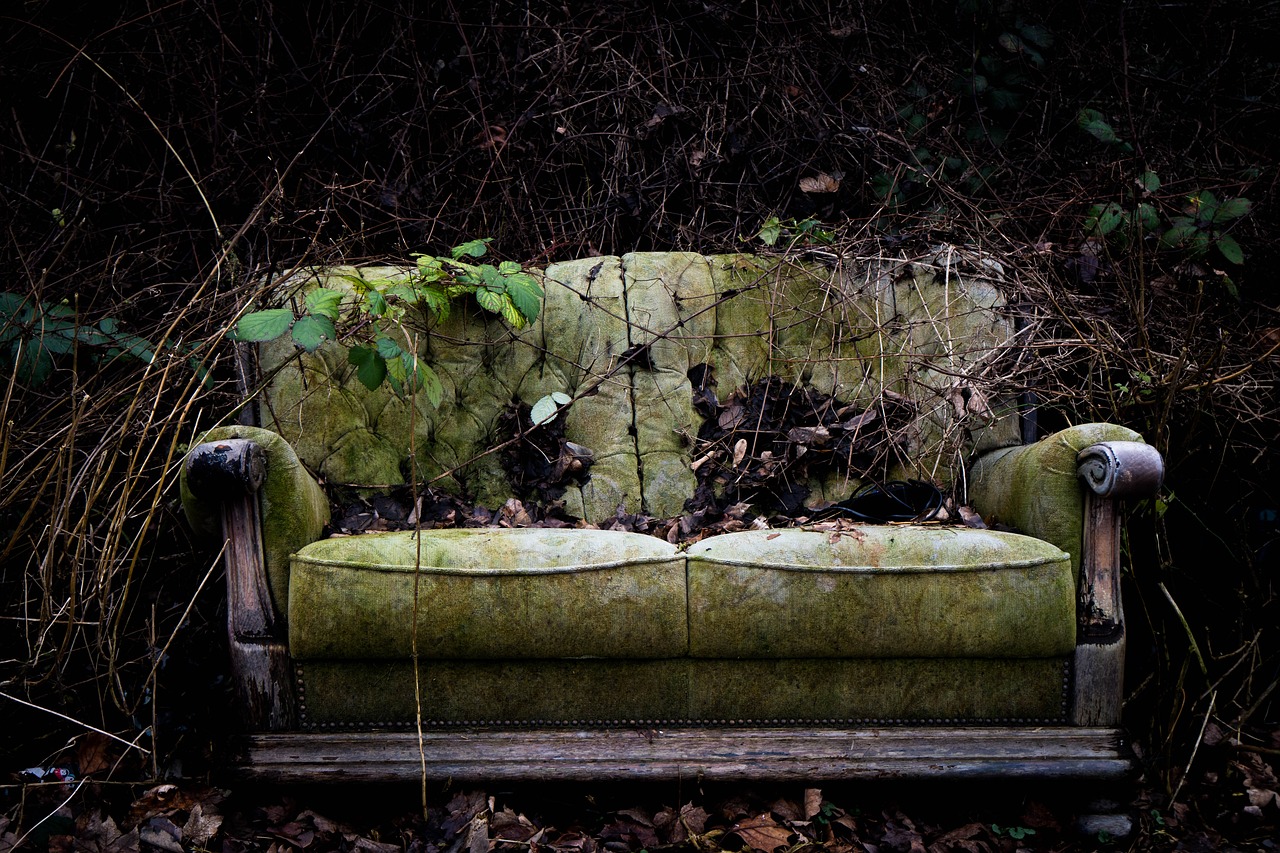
[749,216,835,249]
[232,239,542,405]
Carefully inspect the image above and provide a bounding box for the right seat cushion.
[686,527,1076,659]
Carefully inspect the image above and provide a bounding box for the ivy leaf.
[1215,234,1244,265]
[348,345,387,390]
[234,308,294,342]
[504,272,543,324]
[451,238,491,259]
[291,315,337,352]
[755,216,782,246]
[304,288,343,322]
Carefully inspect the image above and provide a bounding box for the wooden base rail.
[237,726,1131,783]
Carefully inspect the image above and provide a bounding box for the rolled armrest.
[968,423,1146,575]
[182,425,330,620]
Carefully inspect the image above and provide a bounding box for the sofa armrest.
[182,426,329,730]
[967,423,1147,576]
[182,426,330,619]
[969,424,1163,726]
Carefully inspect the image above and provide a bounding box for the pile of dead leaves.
[687,374,914,518]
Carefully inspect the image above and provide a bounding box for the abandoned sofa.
[182,250,1163,781]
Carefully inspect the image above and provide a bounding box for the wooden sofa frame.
[186,435,1163,783]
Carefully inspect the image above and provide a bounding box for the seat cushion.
[686,527,1076,658]
[288,528,687,659]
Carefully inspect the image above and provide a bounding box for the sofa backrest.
[258,249,1023,522]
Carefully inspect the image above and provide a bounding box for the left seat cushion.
[288,528,688,660]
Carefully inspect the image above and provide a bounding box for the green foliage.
[1160,190,1250,265]
[530,391,572,426]
[990,824,1036,840]
[231,240,543,401]
[1077,108,1134,153]
[1081,169,1251,271]
[750,216,834,248]
[0,293,160,386]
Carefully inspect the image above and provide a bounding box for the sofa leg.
[1072,490,1125,727]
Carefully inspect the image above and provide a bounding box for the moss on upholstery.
[288,529,687,659]
[687,528,1075,658]
[180,425,329,618]
[297,657,1069,727]
[968,423,1144,576]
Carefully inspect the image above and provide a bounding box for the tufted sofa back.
[259,249,1022,522]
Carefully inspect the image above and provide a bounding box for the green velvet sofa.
[182,250,1163,782]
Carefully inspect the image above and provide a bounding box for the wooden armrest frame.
[1072,441,1164,725]
[186,438,297,730]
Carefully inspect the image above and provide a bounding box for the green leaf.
[499,296,525,328]
[997,32,1022,53]
[234,308,294,342]
[479,265,507,293]
[348,345,387,390]
[376,335,404,360]
[364,289,388,317]
[1215,233,1244,265]
[1135,203,1160,232]
[304,288,343,322]
[1160,221,1199,249]
[1018,23,1053,48]
[1138,170,1161,192]
[475,288,505,314]
[989,88,1023,110]
[1085,202,1125,237]
[756,216,782,246]
[451,238,491,259]
[291,315,337,352]
[530,394,561,426]
[1078,109,1119,144]
[1213,197,1252,222]
[498,261,522,275]
[402,354,442,407]
[504,272,543,324]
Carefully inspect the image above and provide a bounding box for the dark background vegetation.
[1,0,1278,848]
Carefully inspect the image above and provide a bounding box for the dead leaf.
[804,789,823,820]
[733,438,748,467]
[182,804,224,846]
[927,822,987,853]
[799,173,841,193]
[769,798,803,823]
[138,818,184,853]
[76,732,116,776]
[355,838,401,853]
[727,814,793,852]
[881,817,926,853]
[957,506,987,529]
